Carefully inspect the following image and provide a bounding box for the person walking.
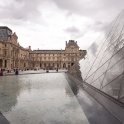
[15,69,19,75]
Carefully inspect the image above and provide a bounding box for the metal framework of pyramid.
[79,10,124,103]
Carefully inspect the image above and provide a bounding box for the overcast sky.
[0,0,124,50]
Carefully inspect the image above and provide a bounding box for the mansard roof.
[0,26,12,32]
[32,50,64,53]
[66,40,79,48]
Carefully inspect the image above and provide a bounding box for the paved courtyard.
[0,73,122,124]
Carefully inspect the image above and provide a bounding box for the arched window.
[63,63,66,68]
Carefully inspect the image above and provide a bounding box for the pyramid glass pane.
[79,10,124,102]
[101,74,123,99]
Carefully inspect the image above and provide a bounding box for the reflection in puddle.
[0,73,89,124]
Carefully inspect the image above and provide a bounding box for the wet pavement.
[0,73,122,124]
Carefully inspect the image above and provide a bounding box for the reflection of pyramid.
[79,10,124,103]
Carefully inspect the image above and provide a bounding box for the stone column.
[61,62,63,69]
[6,60,8,69]
[66,63,68,68]
[18,60,20,68]
[13,60,15,68]
[2,59,4,68]
[8,59,11,70]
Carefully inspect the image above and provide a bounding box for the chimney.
[66,41,67,46]
[29,46,31,50]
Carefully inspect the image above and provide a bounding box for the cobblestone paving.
[0,73,89,124]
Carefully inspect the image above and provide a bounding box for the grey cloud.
[52,0,102,16]
[52,0,124,21]
[65,26,86,39]
[0,0,43,22]
[88,21,110,31]
[65,22,108,39]
[65,26,80,34]
[95,21,103,26]
[1,0,124,26]
[51,0,124,38]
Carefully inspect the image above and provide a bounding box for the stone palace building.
[0,26,86,70]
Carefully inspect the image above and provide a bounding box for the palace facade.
[0,26,86,70]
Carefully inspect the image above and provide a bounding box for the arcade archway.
[0,59,2,68]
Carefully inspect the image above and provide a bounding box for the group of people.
[46,68,59,73]
[15,69,19,75]
[0,69,3,76]
[0,68,60,76]
[0,68,19,76]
